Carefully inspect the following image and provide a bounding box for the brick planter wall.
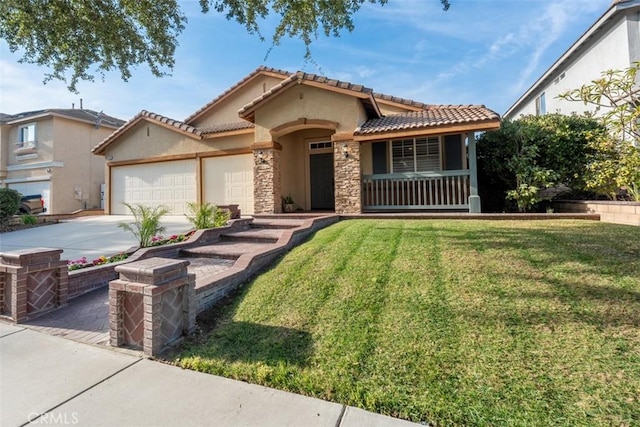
[554,200,640,226]
[67,219,253,300]
[0,248,68,323]
[109,257,196,356]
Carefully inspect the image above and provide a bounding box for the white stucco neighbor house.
[93,67,500,216]
[504,0,640,119]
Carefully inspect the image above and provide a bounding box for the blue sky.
[0,0,612,122]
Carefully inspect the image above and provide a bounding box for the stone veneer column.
[109,257,196,356]
[0,248,68,323]
[333,135,362,214]
[253,142,282,214]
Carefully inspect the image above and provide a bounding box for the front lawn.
[173,220,640,426]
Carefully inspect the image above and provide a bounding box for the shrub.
[185,202,229,229]
[21,214,37,225]
[0,188,21,225]
[118,203,169,248]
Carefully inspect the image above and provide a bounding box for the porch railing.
[362,170,470,210]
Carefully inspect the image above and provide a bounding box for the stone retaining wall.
[554,200,640,226]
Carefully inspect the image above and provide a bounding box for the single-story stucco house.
[92,66,500,215]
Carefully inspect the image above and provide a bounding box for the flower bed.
[67,231,196,271]
[68,252,130,271]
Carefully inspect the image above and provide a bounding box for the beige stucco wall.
[50,116,114,212]
[103,121,253,162]
[190,75,285,127]
[0,125,9,178]
[253,85,368,142]
[360,143,373,175]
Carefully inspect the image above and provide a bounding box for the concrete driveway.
[0,215,192,261]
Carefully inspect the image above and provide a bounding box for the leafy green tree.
[506,145,559,212]
[559,62,640,200]
[477,114,604,211]
[118,203,170,248]
[1,0,451,92]
[0,188,21,225]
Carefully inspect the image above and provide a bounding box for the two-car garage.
[109,155,254,216]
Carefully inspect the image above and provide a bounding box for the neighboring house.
[93,66,499,215]
[0,108,125,214]
[505,0,640,119]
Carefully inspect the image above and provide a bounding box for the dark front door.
[310,153,335,210]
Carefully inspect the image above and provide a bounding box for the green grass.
[173,220,640,426]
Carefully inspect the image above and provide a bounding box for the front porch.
[362,170,470,211]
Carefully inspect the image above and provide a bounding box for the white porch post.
[467,132,481,213]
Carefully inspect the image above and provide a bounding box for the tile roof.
[355,105,500,135]
[0,108,125,127]
[372,93,432,110]
[199,121,255,135]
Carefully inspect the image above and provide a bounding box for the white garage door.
[203,155,254,215]
[111,160,196,215]
[9,181,51,213]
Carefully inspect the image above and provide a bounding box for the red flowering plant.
[68,252,129,271]
[149,230,195,246]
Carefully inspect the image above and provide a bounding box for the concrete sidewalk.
[0,215,192,261]
[0,323,419,427]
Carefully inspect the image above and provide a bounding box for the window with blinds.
[391,137,440,172]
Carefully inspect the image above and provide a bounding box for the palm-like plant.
[184,202,229,229]
[118,203,169,247]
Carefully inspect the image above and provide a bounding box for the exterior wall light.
[257,150,265,163]
[342,143,349,159]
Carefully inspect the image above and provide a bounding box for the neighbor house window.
[391,137,440,173]
[535,92,546,115]
[17,123,36,147]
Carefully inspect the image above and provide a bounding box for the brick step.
[253,214,326,220]
[179,241,275,260]
[250,219,304,229]
[220,229,283,243]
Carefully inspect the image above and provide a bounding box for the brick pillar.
[333,136,361,214]
[253,142,282,214]
[0,248,68,323]
[109,257,196,356]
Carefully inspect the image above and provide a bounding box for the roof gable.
[184,66,290,125]
[238,71,382,122]
[92,110,202,155]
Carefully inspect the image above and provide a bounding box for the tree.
[477,114,605,211]
[0,188,21,226]
[559,62,640,200]
[1,0,451,92]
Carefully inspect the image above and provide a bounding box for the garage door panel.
[203,155,254,215]
[111,160,196,215]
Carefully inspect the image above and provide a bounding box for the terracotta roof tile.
[199,121,255,135]
[373,93,432,109]
[355,105,500,135]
